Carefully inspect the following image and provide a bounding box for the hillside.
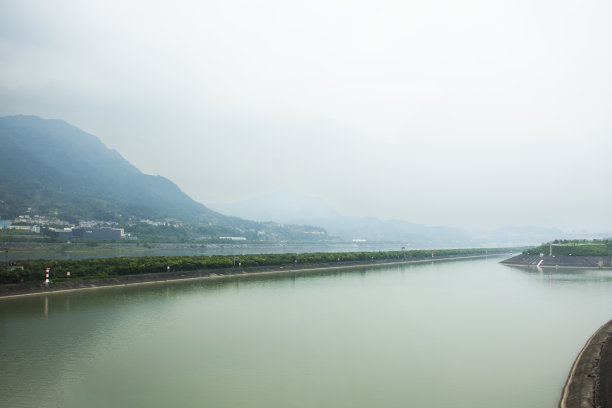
[0,115,328,242]
[0,115,223,222]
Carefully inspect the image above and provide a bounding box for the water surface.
[1,256,611,407]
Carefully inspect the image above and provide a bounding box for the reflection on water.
[2,256,612,408]
[505,264,612,285]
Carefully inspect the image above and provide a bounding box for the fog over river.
[2,256,612,408]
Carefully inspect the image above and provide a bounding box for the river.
[1,256,612,407]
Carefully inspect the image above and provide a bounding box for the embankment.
[501,255,612,269]
[559,319,612,408]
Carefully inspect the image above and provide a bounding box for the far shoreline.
[0,253,499,299]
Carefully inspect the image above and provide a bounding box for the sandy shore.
[0,253,495,299]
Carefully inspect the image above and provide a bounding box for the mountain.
[0,115,219,222]
[210,191,564,246]
[0,115,327,241]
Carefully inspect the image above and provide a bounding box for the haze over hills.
[0,115,327,241]
[0,115,584,246]
[210,191,567,246]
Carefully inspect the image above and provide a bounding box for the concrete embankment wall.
[559,319,612,408]
[501,255,612,269]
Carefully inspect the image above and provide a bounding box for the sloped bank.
[501,254,612,269]
[559,319,612,408]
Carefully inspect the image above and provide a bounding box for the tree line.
[0,247,504,285]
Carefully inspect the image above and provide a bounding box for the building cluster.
[0,218,126,240]
[77,220,120,228]
[129,218,183,227]
[0,210,187,240]
[12,214,71,227]
[0,221,41,233]
[46,227,125,240]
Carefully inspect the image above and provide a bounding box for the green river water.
[2,255,612,407]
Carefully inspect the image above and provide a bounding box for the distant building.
[8,225,40,233]
[219,236,247,241]
[0,220,10,229]
[46,227,73,238]
[72,227,124,239]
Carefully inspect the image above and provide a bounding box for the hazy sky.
[1,0,610,232]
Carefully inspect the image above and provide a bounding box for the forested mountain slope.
[0,115,327,242]
[0,115,222,222]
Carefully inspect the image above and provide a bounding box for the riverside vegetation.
[524,240,612,256]
[0,248,505,285]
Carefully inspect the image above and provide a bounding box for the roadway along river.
[2,255,612,408]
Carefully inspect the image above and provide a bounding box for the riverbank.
[0,253,496,299]
[1,247,506,285]
[500,254,612,269]
[559,319,612,408]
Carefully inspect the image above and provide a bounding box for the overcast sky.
[1,0,610,232]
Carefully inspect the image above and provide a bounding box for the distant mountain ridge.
[211,191,565,246]
[0,115,220,222]
[210,192,469,245]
